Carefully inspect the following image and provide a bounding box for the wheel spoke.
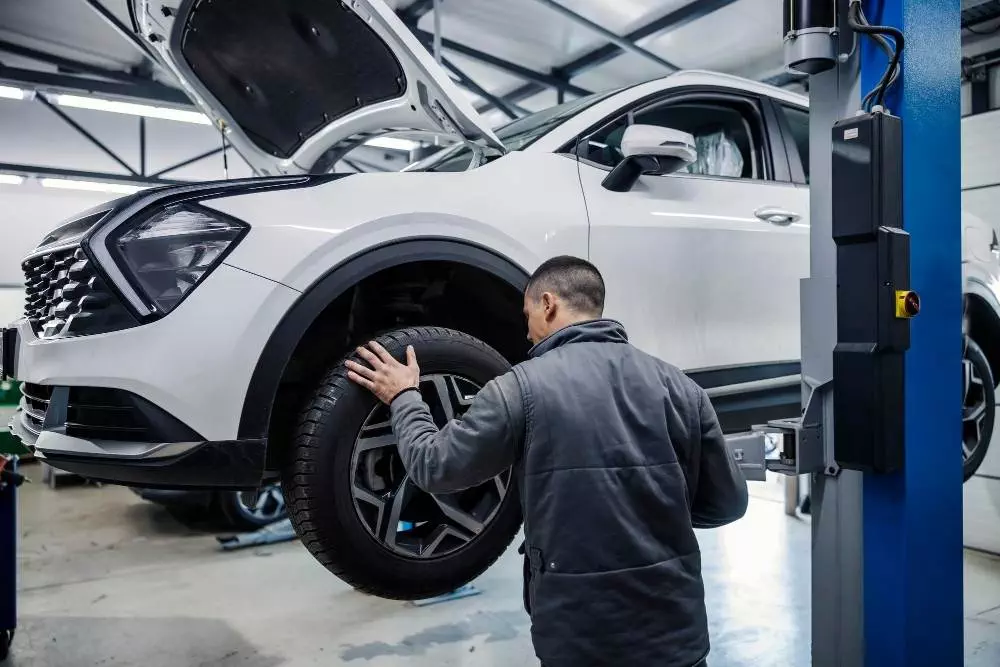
[361,418,391,432]
[356,433,397,452]
[432,495,485,535]
[427,375,457,421]
[422,524,474,557]
[381,476,417,550]
[964,440,975,460]
[964,402,987,423]
[352,483,386,510]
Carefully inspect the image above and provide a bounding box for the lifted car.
[6,0,999,599]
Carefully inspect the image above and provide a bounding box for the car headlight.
[109,203,247,315]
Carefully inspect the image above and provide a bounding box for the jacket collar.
[528,318,629,358]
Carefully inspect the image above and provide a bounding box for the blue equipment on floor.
[0,456,24,662]
[216,517,296,550]
[407,584,481,607]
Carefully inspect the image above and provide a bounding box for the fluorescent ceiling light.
[40,178,146,195]
[0,174,24,186]
[367,136,421,151]
[0,85,27,100]
[50,94,211,125]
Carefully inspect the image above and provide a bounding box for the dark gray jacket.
[389,319,749,667]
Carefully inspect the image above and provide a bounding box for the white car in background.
[6,0,998,598]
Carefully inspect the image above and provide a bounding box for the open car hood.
[134,0,503,175]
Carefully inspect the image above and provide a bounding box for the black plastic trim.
[39,438,266,490]
[712,386,801,434]
[760,97,794,183]
[1,328,17,380]
[686,360,801,390]
[686,361,802,434]
[237,238,530,440]
[771,99,809,185]
[22,383,204,442]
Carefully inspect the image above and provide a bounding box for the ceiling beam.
[80,0,162,66]
[149,147,226,179]
[0,65,194,107]
[442,57,525,119]
[409,28,592,97]
[475,0,742,114]
[530,0,679,72]
[553,0,742,79]
[35,94,139,176]
[0,40,144,85]
[0,162,185,186]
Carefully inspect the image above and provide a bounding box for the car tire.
[282,326,522,600]
[964,336,995,482]
[216,482,288,531]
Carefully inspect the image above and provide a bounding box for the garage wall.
[961,107,1000,227]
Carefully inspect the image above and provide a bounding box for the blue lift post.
[804,1,963,665]
[858,0,964,665]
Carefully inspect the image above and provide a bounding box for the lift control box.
[831,111,913,473]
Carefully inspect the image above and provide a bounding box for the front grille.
[22,247,136,338]
[18,383,201,443]
[19,382,51,437]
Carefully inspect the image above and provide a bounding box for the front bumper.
[8,262,300,488]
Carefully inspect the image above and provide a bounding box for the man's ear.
[541,292,557,320]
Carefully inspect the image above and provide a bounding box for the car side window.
[578,98,766,180]
[777,104,809,184]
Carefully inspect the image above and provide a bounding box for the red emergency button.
[895,290,920,318]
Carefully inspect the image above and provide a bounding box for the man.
[346,255,749,667]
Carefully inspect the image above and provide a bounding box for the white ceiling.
[0,0,790,112]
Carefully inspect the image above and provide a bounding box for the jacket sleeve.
[690,387,749,529]
[388,370,524,494]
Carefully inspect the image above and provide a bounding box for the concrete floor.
[7,465,1000,666]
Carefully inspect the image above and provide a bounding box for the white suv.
[6,0,999,599]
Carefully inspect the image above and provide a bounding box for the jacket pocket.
[521,552,532,614]
[524,546,544,616]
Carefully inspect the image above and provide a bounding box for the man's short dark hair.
[525,255,605,316]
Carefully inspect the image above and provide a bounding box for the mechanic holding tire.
[346,255,749,667]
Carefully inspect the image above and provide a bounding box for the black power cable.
[847,0,905,112]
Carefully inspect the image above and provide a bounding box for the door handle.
[754,206,801,226]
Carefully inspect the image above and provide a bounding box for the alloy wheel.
[963,347,989,465]
[236,483,286,523]
[350,374,510,559]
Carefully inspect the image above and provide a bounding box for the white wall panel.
[962,109,1000,191]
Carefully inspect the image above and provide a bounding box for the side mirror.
[602,124,698,192]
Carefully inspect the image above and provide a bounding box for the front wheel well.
[259,256,530,470]
[966,292,1000,383]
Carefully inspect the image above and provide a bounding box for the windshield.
[408,87,624,172]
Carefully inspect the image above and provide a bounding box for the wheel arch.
[965,283,1000,384]
[237,237,530,443]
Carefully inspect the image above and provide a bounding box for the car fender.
[236,237,531,441]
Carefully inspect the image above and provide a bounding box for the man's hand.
[345,341,420,405]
